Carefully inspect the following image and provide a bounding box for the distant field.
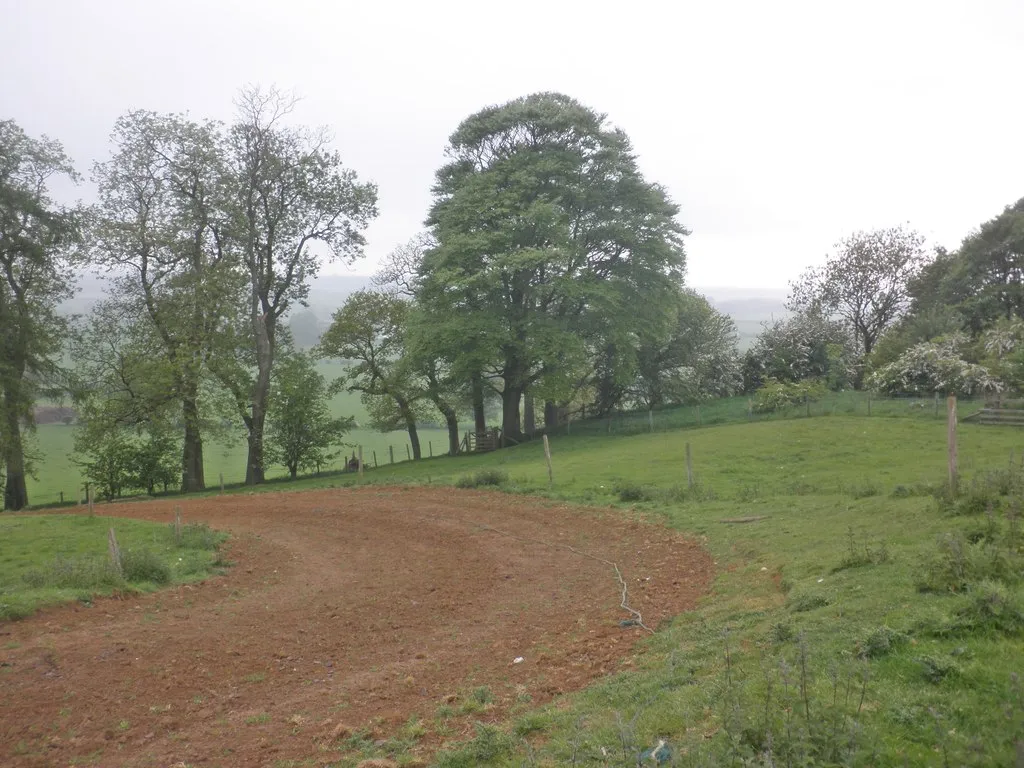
[27,360,455,505]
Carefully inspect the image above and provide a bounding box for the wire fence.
[17,391,990,509]
[549,390,985,439]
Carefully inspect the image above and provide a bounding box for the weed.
[770,621,794,644]
[173,522,222,550]
[243,672,266,683]
[788,590,833,613]
[835,526,891,571]
[121,548,171,584]
[847,481,880,499]
[917,655,961,684]
[856,626,909,659]
[614,480,652,503]
[22,556,122,590]
[955,581,1024,634]
[454,469,509,489]
[244,712,271,725]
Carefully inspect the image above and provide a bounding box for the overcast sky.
[4,0,1022,291]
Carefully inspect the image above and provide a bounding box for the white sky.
[4,0,1022,290]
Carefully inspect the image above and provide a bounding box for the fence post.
[948,395,958,495]
[358,446,364,479]
[87,486,94,517]
[108,528,123,576]
[220,473,225,493]
[649,410,654,433]
[685,442,694,489]
[543,434,553,488]
[429,441,433,457]
[747,399,753,420]
[934,392,939,418]
[406,444,411,461]
[60,491,64,504]
[867,394,871,417]
[373,450,378,468]
[174,506,182,543]
[389,445,394,464]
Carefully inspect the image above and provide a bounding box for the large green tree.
[0,120,79,510]
[227,87,377,484]
[420,93,687,441]
[89,112,239,492]
[318,291,428,459]
[266,349,351,479]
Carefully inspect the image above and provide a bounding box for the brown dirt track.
[0,487,712,767]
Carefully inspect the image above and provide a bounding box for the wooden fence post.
[358,446,364,479]
[87,486,94,517]
[543,434,553,488]
[686,442,694,489]
[406,444,411,461]
[934,392,939,418]
[429,441,433,457]
[373,450,378,468]
[948,395,958,495]
[747,399,753,420]
[108,528,123,576]
[648,410,654,432]
[174,506,182,543]
[389,445,394,464]
[219,473,225,493]
[60,491,64,504]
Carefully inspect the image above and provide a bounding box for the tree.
[867,333,1000,397]
[227,87,377,484]
[318,291,427,459]
[633,289,741,408]
[89,111,239,493]
[948,197,1024,333]
[374,237,470,456]
[0,120,79,510]
[788,226,927,361]
[742,313,856,392]
[266,350,351,479]
[420,92,687,441]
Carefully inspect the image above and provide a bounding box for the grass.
[287,415,1022,766]
[0,514,227,620]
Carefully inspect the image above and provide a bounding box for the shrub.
[788,590,832,612]
[857,626,909,659]
[753,378,828,413]
[454,469,509,489]
[955,581,1024,634]
[121,548,171,584]
[614,480,653,503]
[867,334,1002,397]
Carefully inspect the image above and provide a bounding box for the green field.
[251,416,1022,766]
[8,410,1024,764]
[0,514,227,621]
[26,359,452,505]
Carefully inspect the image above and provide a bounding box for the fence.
[17,391,987,509]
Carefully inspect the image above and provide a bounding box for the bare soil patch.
[0,487,712,766]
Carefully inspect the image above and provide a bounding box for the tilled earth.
[0,487,713,767]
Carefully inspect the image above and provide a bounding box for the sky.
[4,0,1023,291]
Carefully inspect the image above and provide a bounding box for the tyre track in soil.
[0,487,713,767]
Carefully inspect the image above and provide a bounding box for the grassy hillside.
[267,416,1024,766]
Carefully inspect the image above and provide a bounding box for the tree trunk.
[442,406,460,456]
[181,393,205,493]
[246,312,275,485]
[396,397,422,460]
[471,371,486,433]
[544,399,557,429]
[289,465,297,480]
[2,388,28,511]
[523,393,535,437]
[501,384,523,443]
